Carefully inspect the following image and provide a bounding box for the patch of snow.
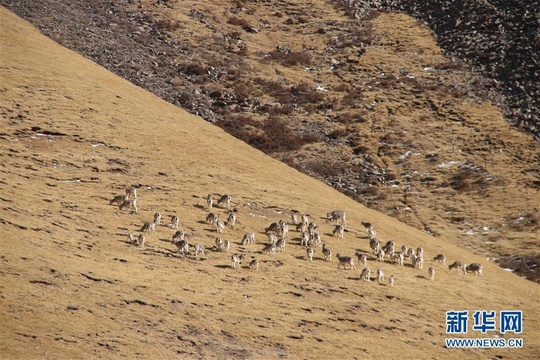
[438,160,462,168]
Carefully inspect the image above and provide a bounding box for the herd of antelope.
[110,188,484,285]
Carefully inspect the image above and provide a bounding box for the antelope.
[249,258,259,270]
[401,244,408,254]
[416,247,424,258]
[396,252,404,266]
[226,211,236,228]
[301,231,310,247]
[223,239,231,253]
[231,253,244,269]
[242,232,255,245]
[126,187,137,199]
[119,199,138,214]
[333,224,344,239]
[377,268,384,283]
[322,244,332,261]
[140,221,155,234]
[428,266,435,280]
[449,261,467,275]
[110,194,128,205]
[336,254,356,270]
[382,241,395,256]
[127,233,137,245]
[370,238,380,254]
[216,219,225,234]
[280,221,289,239]
[218,194,232,209]
[301,214,310,225]
[169,215,179,229]
[265,222,280,234]
[388,275,394,287]
[262,243,276,255]
[173,239,189,255]
[466,263,483,276]
[296,221,308,233]
[433,254,446,265]
[413,255,424,270]
[276,239,286,252]
[267,233,279,245]
[391,252,404,266]
[110,187,136,205]
[214,237,223,250]
[172,230,185,243]
[360,268,371,281]
[290,211,300,225]
[137,234,145,249]
[377,249,385,262]
[306,247,314,261]
[355,251,368,269]
[308,222,318,236]
[327,210,346,225]
[362,222,376,239]
[206,194,213,209]
[153,212,162,226]
[361,221,373,231]
[310,232,322,247]
[193,243,207,257]
[206,212,219,225]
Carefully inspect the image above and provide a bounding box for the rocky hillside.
[340,0,540,138]
[1,0,538,282]
[2,8,539,358]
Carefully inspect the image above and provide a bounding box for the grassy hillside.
[3,0,537,281]
[1,7,538,359]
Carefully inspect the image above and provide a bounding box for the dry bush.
[505,213,539,232]
[328,128,348,140]
[217,116,317,154]
[227,16,256,32]
[330,22,376,49]
[291,83,325,104]
[360,186,379,196]
[259,103,295,115]
[227,16,251,28]
[305,160,346,177]
[340,88,363,108]
[154,19,181,32]
[266,50,312,67]
[434,60,465,71]
[254,78,287,97]
[180,62,207,76]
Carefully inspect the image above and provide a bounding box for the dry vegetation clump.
[504,213,540,232]
[217,115,317,154]
[265,48,312,67]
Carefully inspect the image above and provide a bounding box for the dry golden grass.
[0,7,538,359]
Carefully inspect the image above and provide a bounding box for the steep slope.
[1,7,539,359]
[2,0,538,281]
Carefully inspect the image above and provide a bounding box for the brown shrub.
[217,116,317,154]
[181,62,206,76]
[305,160,346,177]
[341,88,363,107]
[291,83,325,104]
[266,50,312,67]
[155,19,181,32]
[227,16,252,29]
